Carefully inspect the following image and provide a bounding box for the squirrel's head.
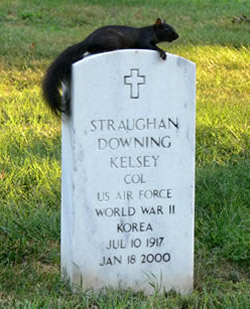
[154,18,179,42]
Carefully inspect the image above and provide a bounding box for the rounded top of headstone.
[73,49,195,69]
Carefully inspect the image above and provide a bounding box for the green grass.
[0,0,249,307]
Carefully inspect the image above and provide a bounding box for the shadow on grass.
[195,158,249,264]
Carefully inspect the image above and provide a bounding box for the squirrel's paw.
[160,51,167,60]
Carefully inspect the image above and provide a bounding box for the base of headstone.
[61,50,196,295]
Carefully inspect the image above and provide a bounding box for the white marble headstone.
[61,50,196,295]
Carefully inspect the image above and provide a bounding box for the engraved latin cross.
[124,69,146,99]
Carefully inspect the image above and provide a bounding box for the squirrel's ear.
[155,18,162,25]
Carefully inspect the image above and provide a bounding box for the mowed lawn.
[0,0,249,307]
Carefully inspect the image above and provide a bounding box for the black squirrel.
[42,18,179,115]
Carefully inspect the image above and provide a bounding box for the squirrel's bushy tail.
[42,41,87,115]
